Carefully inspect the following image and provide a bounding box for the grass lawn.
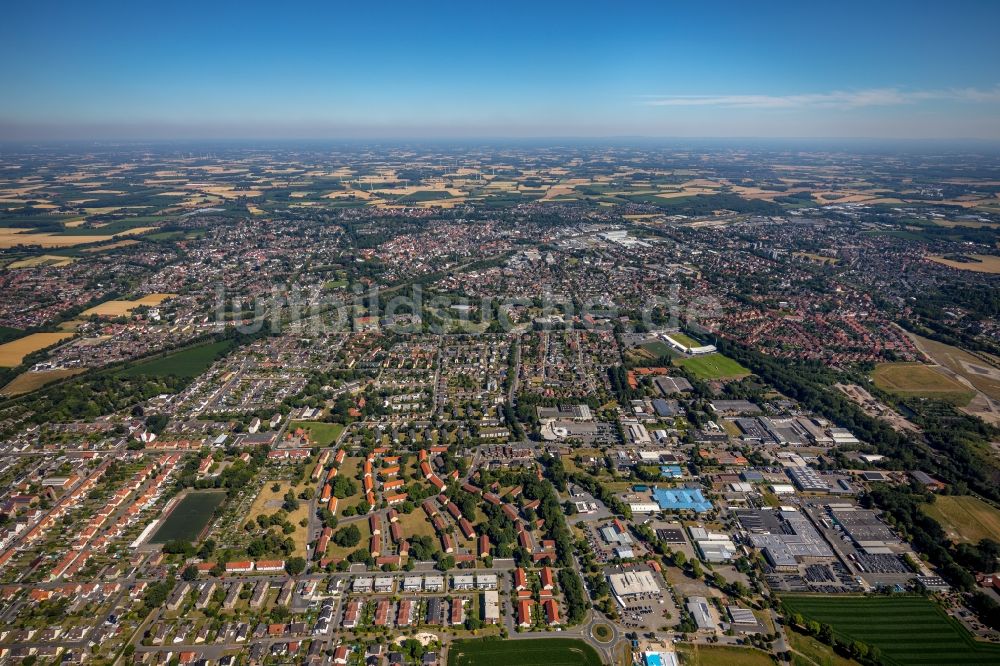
[289,421,344,446]
[324,518,371,560]
[676,644,776,666]
[116,339,235,379]
[788,629,859,666]
[247,481,309,556]
[675,353,750,380]
[781,594,1000,666]
[872,362,974,404]
[396,507,437,542]
[447,638,602,666]
[906,333,1000,402]
[922,495,1000,543]
[336,457,363,516]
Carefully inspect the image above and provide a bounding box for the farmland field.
[922,495,1000,543]
[6,254,76,268]
[447,638,602,666]
[150,491,226,543]
[675,352,749,380]
[0,332,75,367]
[781,595,1000,666]
[288,421,343,446]
[927,254,1000,274]
[80,293,177,317]
[0,368,85,396]
[116,340,234,378]
[872,362,974,404]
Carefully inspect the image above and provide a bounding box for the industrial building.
[686,596,716,630]
[652,486,712,512]
[608,571,660,599]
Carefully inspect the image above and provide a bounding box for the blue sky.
[1,0,999,139]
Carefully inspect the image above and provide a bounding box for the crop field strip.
[781,595,1000,666]
[447,638,603,666]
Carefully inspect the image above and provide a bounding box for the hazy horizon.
[3,1,1000,141]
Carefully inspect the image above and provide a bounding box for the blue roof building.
[652,486,712,512]
[660,465,684,479]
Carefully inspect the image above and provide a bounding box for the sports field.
[665,332,704,348]
[447,638,602,666]
[116,340,234,378]
[0,332,75,367]
[676,644,776,666]
[675,352,749,380]
[922,495,1000,543]
[150,491,226,543]
[872,362,974,404]
[781,595,1000,666]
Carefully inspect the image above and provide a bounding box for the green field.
[788,630,858,666]
[676,644,776,666]
[675,352,750,380]
[781,595,1000,666]
[638,340,675,358]
[116,340,235,379]
[289,420,344,446]
[922,495,1000,543]
[396,190,454,203]
[447,638,602,666]
[872,362,974,404]
[150,491,226,543]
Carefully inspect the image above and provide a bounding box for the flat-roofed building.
[482,590,500,624]
[608,571,660,598]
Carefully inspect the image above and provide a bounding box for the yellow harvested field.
[324,189,372,200]
[81,293,176,317]
[0,226,157,249]
[6,254,76,269]
[927,254,1000,274]
[540,184,577,200]
[680,178,722,188]
[0,332,75,367]
[81,239,140,253]
[0,368,85,397]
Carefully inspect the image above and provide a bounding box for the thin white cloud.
[641,86,1000,109]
